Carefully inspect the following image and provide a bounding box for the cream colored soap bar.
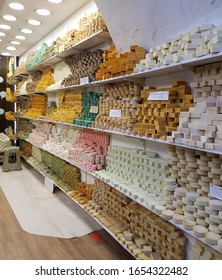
[193,225,208,237]
[209,199,222,210]
[182,219,196,230]
[162,210,174,220]
[205,231,221,245]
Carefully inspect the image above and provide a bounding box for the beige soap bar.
[218,239,222,250]
[162,210,174,220]
[196,197,211,206]
[193,225,208,237]
[154,205,166,214]
[182,219,196,230]
[209,199,222,211]
[205,231,221,245]
[173,213,184,224]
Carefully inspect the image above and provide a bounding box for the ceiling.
[0,0,90,57]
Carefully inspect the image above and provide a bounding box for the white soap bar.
[173,214,184,224]
[218,239,222,249]
[186,191,200,202]
[205,206,218,216]
[154,205,166,214]
[193,225,208,237]
[182,219,196,230]
[209,199,222,211]
[162,210,174,220]
[209,214,221,224]
[205,231,221,245]
[175,187,188,197]
[196,197,211,206]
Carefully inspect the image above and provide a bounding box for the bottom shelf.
[20,154,186,260]
[18,155,222,259]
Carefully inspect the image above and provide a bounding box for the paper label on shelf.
[80,77,89,85]
[44,177,55,193]
[148,91,169,101]
[209,183,222,201]
[90,106,99,114]
[109,109,122,118]
[59,45,65,53]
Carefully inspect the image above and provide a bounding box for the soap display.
[74,91,101,127]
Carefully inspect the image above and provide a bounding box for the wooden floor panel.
[0,187,133,260]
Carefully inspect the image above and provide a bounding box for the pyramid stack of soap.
[134,24,222,72]
[92,82,141,134]
[26,122,53,147]
[68,129,109,172]
[159,145,222,244]
[62,50,103,87]
[132,81,193,140]
[77,10,107,41]
[23,94,47,118]
[68,182,94,205]
[190,240,222,259]
[96,45,145,80]
[43,124,79,159]
[95,146,169,207]
[47,60,72,91]
[169,62,222,150]
[17,119,35,139]
[48,92,82,123]
[26,72,41,94]
[85,179,186,260]
[74,91,101,127]
[35,68,55,91]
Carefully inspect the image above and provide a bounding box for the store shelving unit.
[15,30,222,259]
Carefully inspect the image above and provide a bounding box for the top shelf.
[17,51,222,96]
[15,30,111,75]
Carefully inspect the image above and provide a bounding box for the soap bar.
[196,197,211,206]
[186,191,200,201]
[182,219,196,230]
[193,225,208,237]
[205,231,221,245]
[162,209,174,220]
[209,199,222,211]
[218,239,222,249]
[173,213,184,224]
[154,205,166,214]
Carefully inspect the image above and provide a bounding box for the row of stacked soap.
[134,24,222,72]
[169,61,222,151]
[14,10,107,74]
[151,145,222,250]
[19,120,109,172]
[17,81,194,140]
[15,23,222,83]
[20,141,189,260]
[18,117,168,202]
[21,141,80,189]
[15,45,145,93]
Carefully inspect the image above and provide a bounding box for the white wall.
[95,0,222,52]
[19,0,98,64]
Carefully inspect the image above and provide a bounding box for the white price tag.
[209,183,222,201]
[44,177,55,193]
[90,106,99,114]
[148,91,169,101]
[80,76,89,85]
[109,109,122,118]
